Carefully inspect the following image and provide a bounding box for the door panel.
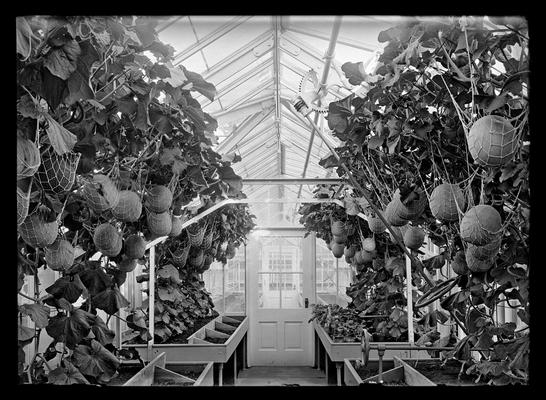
[248,230,315,366]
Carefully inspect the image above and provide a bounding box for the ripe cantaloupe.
[145,185,173,213]
[460,205,502,245]
[385,201,408,227]
[465,247,495,272]
[83,174,120,213]
[333,233,347,244]
[124,234,146,259]
[147,211,172,237]
[331,242,345,258]
[112,190,142,222]
[467,237,502,261]
[368,215,386,234]
[331,220,346,236]
[467,115,517,167]
[45,238,75,271]
[93,223,122,257]
[429,183,466,222]
[118,257,137,272]
[18,212,59,248]
[355,249,375,264]
[362,237,376,252]
[37,150,79,194]
[403,226,425,250]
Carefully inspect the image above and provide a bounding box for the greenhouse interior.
[16,15,531,387]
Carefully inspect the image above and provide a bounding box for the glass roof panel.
[188,15,229,38]
[199,16,272,67]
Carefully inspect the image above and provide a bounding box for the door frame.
[246,227,317,366]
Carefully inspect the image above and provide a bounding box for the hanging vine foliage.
[16,16,254,385]
[304,16,529,384]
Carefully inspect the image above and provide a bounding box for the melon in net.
[429,183,466,222]
[460,205,502,245]
[169,214,185,237]
[17,183,31,226]
[467,115,518,167]
[83,174,120,213]
[17,136,41,179]
[36,148,80,194]
[45,238,75,271]
[118,257,137,272]
[331,220,346,236]
[18,211,59,248]
[145,185,173,213]
[331,242,345,258]
[465,247,495,272]
[112,190,142,222]
[467,236,502,261]
[93,223,123,257]
[368,215,386,234]
[124,234,146,259]
[403,225,425,250]
[147,211,172,237]
[385,201,408,227]
[362,237,376,252]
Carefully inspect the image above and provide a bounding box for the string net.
[17,137,41,179]
[171,233,191,268]
[201,218,216,250]
[17,181,32,226]
[469,116,518,167]
[18,209,59,248]
[37,147,81,194]
[187,219,208,247]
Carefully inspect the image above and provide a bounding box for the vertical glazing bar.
[148,245,156,359]
[405,253,414,345]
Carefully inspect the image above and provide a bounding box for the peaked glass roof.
[156,16,395,225]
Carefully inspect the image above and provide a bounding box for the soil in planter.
[204,336,227,344]
[107,365,144,386]
[166,364,206,381]
[410,359,479,386]
[223,320,241,328]
[151,378,193,386]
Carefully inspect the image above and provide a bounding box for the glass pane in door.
[281,273,304,308]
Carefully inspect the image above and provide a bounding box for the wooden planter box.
[313,321,430,386]
[394,357,483,386]
[109,352,214,386]
[123,314,248,386]
[343,358,435,386]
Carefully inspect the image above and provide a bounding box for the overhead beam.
[222,79,274,113]
[173,16,252,64]
[212,96,275,123]
[217,107,274,153]
[202,31,274,86]
[284,24,378,52]
[201,58,273,106]
[242,178,342,185]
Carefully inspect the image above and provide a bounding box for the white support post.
[405,252,414,345]
[147,245,156,360]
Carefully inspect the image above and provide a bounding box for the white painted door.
[247,230,315,366]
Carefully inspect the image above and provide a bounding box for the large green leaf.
[78,264,113,296]
[92,287,130,315]
[43,113,78,155]
[180,66,217,102]
[19,303,50,328]
[45,274,88,303]
[48,360,90,385]
[72,339,120,382]
[90,315,116,346]
[157,264,181,283]
[45,308,94,349]
[43,30,81,80]
[18,324,36,345]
